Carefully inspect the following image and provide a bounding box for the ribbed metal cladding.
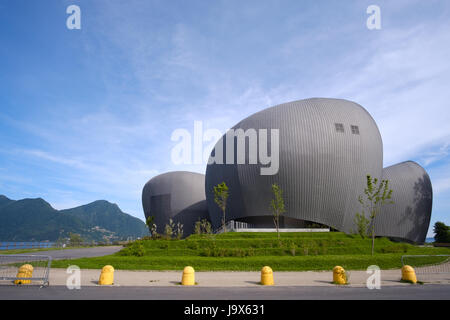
[205,98,383,232]
[142,171,209,237]
[377,161,432,243]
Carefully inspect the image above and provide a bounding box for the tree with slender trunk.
[358,174,394,255]
[270,183,286,240]
[214,182,229,233]
[146,215,154,234]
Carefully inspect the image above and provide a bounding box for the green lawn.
[50,232,449,271]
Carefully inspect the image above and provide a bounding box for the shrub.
[194,219,212,235]
[380,244,409,254]
[303,247,309,256]
[68,233,84,247]
[187,241,199,250]
[158,243,169,249]
[118,242,145,257]
[434,222,450,243]
[198,247,256,257]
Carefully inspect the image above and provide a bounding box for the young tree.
[175,222,184,240]
[151,223,158,239]
[164,218,175,239]
[214,182,229,232]
[146,215,159,239]
[353,212,370,239]
[194,220,202,235]
[202,219,212,234]
[358,174,394,255]
[270,183,286,240]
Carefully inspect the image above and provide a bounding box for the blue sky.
[0,0,449,237]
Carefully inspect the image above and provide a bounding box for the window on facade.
[335,123,344,133]
[351,125,360,135]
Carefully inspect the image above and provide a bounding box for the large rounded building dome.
[205,98,383,232]
[142,171,209,237]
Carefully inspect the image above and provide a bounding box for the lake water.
[0,242,56,251]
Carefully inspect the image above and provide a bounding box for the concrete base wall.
[231,228,330,233]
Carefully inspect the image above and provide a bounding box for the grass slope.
[51,232,449,271]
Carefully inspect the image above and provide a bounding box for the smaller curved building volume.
[377,161,433,243]
[141,98,432,243]
[142,171,209,237]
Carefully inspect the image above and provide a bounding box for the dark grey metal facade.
[377,161,433,243]
[204,98,432,243]
[142,171,209,237]
[205,98,384,233]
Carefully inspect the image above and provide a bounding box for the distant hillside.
[0,195,149,242]
[60,200,149,241]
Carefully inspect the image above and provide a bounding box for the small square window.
[351,125,360,135]
[335,123,344,133]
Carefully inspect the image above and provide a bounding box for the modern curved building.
[142,171,209,237]
[142,98,432,243]
[377,161,433,243]
[205,98,384,234]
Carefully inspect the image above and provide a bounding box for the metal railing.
[401,255,450,275]
[214,220,254,234]
[0,255,52,286]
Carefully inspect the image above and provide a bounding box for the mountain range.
[0,195,149,242]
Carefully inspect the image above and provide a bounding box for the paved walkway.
[49,268,450,287]
[8,246,123,260]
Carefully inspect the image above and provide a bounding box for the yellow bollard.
[260,266,274,285]
[401,265,417,284]
[98,265,114,285]
[14,264,34,285]
[181,266,195,285]
[333,266,347,285]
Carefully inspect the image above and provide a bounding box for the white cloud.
[419,142,450,167]
[432,177,450,195]
[21,149,88,170]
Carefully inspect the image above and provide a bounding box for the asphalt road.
[0,284,449,300]
[9,246,123,260]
